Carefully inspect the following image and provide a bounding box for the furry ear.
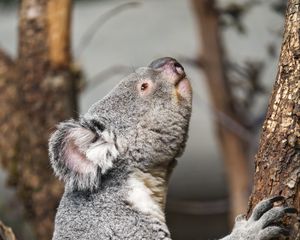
[48,119,119,191]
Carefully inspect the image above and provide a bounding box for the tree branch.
[0,221,16,240]
[83,64,132,92]
[47,0,72,68]
[76,1,140,57]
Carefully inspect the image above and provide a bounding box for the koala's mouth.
[174,73,186,86]
[172,65,192,101]
[175,77,192,100]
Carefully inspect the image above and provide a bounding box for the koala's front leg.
[221,196,297,240]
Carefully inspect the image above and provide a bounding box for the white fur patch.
[70,127,95,150]
[126,175,164,221]
[86,130,119,174]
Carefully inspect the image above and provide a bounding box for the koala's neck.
[126,161,176,222]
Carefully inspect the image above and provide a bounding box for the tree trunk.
[0,0,79,239]
[247,0,300,238]
[192,0,250,221]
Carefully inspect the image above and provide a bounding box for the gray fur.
[49,58,295,240]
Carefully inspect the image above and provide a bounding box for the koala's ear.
[48,119,119,191]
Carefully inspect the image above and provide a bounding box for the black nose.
[149,57,185,75]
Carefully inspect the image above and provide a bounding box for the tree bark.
[0,49,18,174]
[247,0,300,238]
[192,0,250,221]
[0,0,79,239]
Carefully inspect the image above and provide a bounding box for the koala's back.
[52,189,171,240]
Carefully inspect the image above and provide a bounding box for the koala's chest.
[54,194,170,240]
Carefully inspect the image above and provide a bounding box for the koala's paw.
[228,196,297,240]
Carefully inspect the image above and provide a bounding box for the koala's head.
[49,57,192,191]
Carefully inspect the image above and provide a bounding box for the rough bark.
[0,49,18,174]
[247,0,300,238]
[192,0,250,220]
[0,0,79,239]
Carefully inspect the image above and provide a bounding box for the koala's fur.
[49,58,296,240]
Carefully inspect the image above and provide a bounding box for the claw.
[268,196,285,203]
[284,207,298,214]
[259,206,298,229]
[279,228,290,236]
[249,196,285,222]
[258,226,290,240]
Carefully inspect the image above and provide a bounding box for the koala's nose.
[149,57,185,80]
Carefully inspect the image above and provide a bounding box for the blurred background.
[0,0,286,239]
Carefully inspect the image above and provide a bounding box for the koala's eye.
[141,83,148,91]
[137,79,154,97]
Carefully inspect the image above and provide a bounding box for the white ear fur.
[50,119,122,190]
[86,130,119,174]
[65,127,119,175]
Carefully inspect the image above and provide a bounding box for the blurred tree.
[191,0,290,224]
[192,0,250,221]
[247,0,300,238]
[0,0,80,239]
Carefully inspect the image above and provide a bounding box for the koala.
[49,57,296,240]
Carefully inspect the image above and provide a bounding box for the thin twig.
[0,221,16,240]
[83,64,132,93]
[178,56,205,69]
[76,1,141,57]
[181,56,261,141]
[192,90,254,144]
